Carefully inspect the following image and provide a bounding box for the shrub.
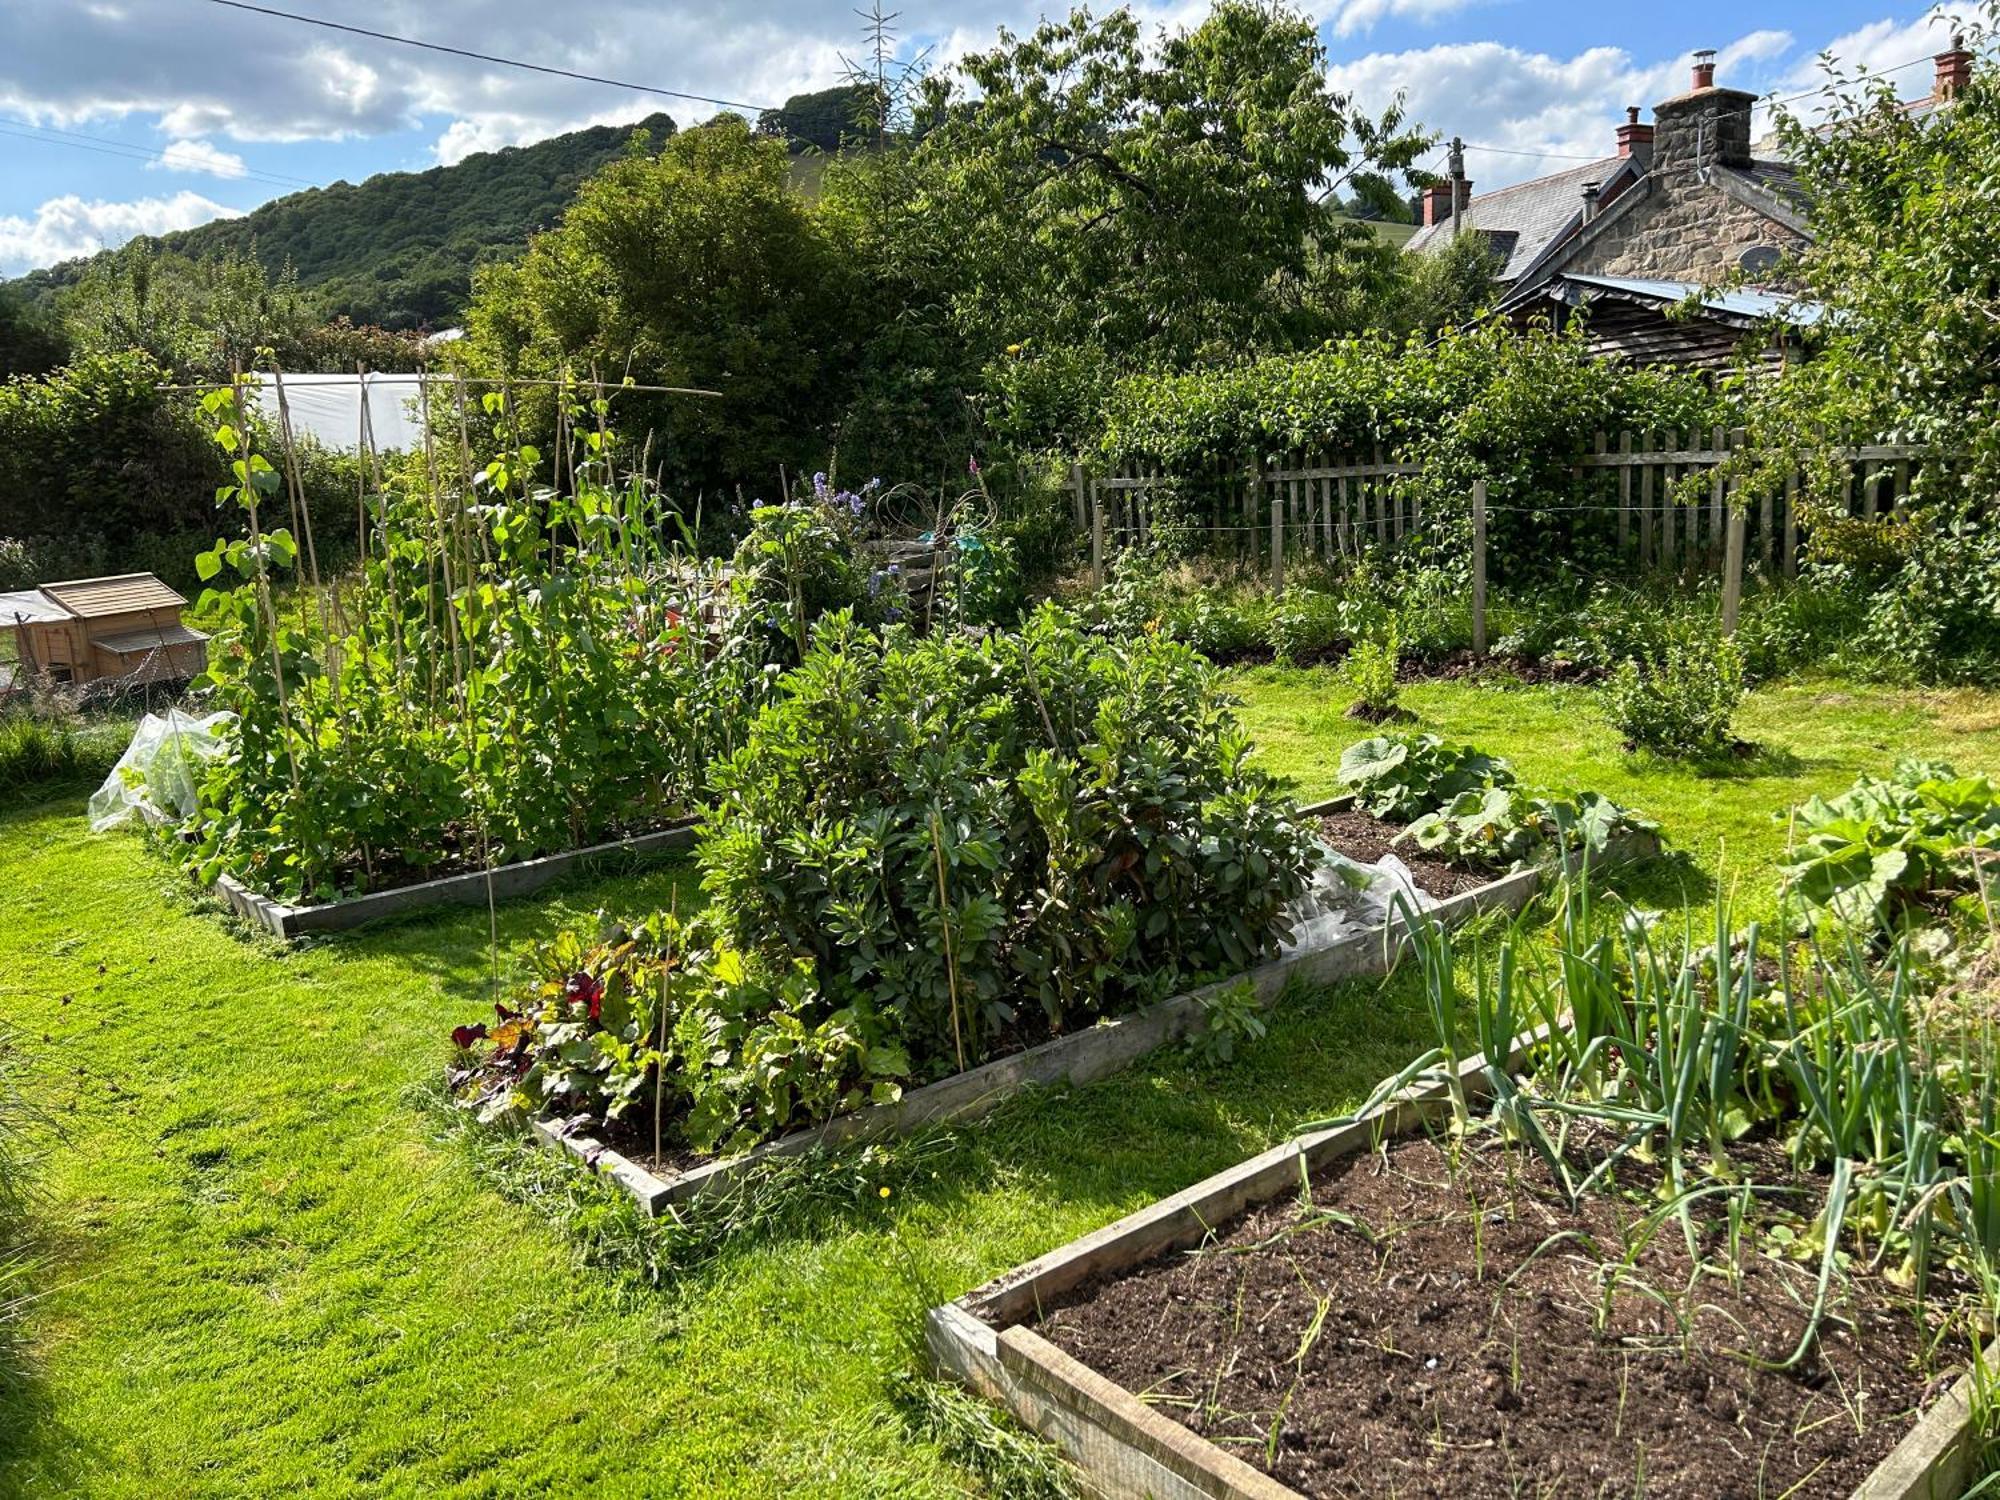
[1851,520,2000,685]
[455,605,1319,1152]
[1173,591,1265,660]
[1344,628,1400,718]
[1266,585,1344,665]
[1602,627,1746,761]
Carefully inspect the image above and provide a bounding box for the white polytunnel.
[244,372,437,453]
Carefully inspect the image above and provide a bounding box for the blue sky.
[0,0,1966,276]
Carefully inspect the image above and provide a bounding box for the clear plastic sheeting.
[88,710,234,832]
[1280,841,1438,955]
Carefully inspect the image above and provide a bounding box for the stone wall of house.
[1566,175,1805,284]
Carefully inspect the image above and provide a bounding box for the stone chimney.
[1651,48,1755,177]
[1935,33,1973,102]
[1615,106,1654,158]
[1581,180,1601,223]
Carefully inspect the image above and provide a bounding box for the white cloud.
[148,137,247,179]
[1327,0,1486,41]
[0,192,240,277]
[0,0,1973,255]
[1755,6,1960,130]
[1322,20,1950,194]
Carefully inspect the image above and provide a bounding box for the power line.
[1760,50,1937,110]
[0,119,317,191]
[203,1,778,115]
[1461,141,1604,163]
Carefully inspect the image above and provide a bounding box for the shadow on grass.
[1602,851,1720,917]
[427,958,1450,1301]
[1623,741,1811,782]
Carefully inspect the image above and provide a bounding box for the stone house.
[1407,40,1975,366]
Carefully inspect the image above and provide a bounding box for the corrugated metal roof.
[1407,157,1627,281]
[1559,274,1827,326]
[40,573,187,619]
[94,623,210,655]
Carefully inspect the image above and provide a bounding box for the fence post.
[1246,453,1263,565]
[1616,430,1633,554]
[1471,478,1488,657]
[1270,490,1285,596]
[1721,499,1746,636]
[1069,462,1087,531]
[1090,487,1106,592]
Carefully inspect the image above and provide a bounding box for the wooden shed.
[4,573,208,688]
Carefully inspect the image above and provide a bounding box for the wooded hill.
[12,112,679,331]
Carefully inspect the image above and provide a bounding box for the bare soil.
[1317,807,1493,899]
[1035,1129,1970,1499]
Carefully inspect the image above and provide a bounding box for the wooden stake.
[1722,499,1747,637]
[1471,478,1488,658]
[1270,491,1285,596]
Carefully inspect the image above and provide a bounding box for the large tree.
[59,242,319,383]
[1752,12,2000,508]
[466,118,859,498]
[905,2,1431,418]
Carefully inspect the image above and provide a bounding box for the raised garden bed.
[925,1044,1985,1500]
[214,821,699,939]
[531,796,1659,1215]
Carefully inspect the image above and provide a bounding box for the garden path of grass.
[0,671,1993,1497]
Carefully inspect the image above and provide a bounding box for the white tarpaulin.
[247,373,434,453]
[88,710,234,832]
[1279,842,1437,955]
[0,589,68,625]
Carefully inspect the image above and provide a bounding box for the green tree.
[905,1,1432,442]
[0,283,67,378]
[1744,13,2000,515]
[756,85,884,153]
[1721,13,2000,678]
[59,243,319,383]
[466,118,858,497]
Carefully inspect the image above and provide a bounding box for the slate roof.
[1405,157,1629,282]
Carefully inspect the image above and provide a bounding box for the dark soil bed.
[1033,1130,1969,1499]
[1317,807,1494,899]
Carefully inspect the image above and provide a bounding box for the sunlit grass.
[0,668,1992,1494]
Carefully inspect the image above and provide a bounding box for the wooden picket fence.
[1074,430,1926,590]
[1575,427,1922,579]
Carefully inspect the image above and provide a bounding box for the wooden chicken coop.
[1,573,208,690]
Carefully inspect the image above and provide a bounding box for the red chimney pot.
[1935,34,1973,102]
[1616,104,1654,157]
[1692,49,1717,91]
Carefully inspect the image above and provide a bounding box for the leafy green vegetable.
[1336,733,1514,821]
[1779,758,2000,934]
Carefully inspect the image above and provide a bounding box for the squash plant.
[1336,732,1515,821]
[1779,760,2000,935]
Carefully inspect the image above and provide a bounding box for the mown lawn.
[0,671,1994,1497]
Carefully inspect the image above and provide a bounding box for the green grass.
[0,670,1995,1496]
[1232,668,2000,921]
